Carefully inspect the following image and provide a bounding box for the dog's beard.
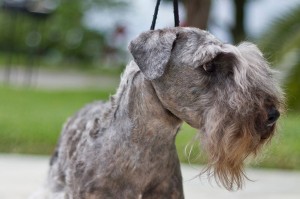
[199,111,274,190]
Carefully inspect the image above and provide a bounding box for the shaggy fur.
[30,27,284,199]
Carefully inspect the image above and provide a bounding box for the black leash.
[150,0,161,30]
[150,0,180,30]
[173,0,180,27]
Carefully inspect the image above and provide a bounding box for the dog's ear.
[129,29,177,80]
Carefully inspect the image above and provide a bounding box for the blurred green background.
[0,0,299,170]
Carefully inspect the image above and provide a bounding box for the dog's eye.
[203,62,216,73]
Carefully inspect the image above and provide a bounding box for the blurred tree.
[232,0,247,43]
[40,0,126,65]
[164,0,247,43]
[0,0,126,68]
[259,5,300,111]
[164,0,211,29]
[184,0,211,29]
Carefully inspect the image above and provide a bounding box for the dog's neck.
[110,61,182,141]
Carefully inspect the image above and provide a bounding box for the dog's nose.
[266,107,280,126]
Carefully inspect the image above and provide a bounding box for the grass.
[0,86,300,170]
[0,86,114,154]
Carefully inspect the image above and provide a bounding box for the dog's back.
[30,101,109,199]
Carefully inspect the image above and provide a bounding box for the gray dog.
[31,27,284,199]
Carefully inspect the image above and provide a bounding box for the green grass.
[0,86,300,170]
[0,86,113,154]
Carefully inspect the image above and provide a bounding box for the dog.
[30,27,284,199]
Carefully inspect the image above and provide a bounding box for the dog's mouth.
[254,106,280,140]
[254,120,277,141]
[261,128,275,140]
[266,121,276,127]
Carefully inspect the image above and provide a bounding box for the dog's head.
[129,27,285,190]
